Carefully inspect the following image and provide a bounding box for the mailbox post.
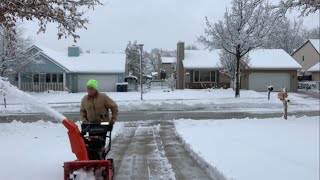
[267,85,273,100]
[277,88,288,120]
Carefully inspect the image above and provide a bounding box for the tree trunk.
[235,47,241,98]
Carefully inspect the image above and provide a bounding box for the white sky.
[22,0,319,52]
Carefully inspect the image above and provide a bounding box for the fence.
[20,82,64,92]
[186,82,230,89]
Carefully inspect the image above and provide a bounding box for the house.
[176,42,301,92]
[307,62,320,81]
[8,45,126,93]
[291,39,320,78]
[160,56,176,78]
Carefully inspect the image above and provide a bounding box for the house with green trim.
[9,45,126,93]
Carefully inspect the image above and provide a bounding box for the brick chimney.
[176,42,185,89]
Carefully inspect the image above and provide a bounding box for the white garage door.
[78,75,119,92]
[249,73,290,91]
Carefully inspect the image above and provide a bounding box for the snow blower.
[62,119,114,180]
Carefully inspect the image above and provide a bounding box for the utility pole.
[138,44,144,101]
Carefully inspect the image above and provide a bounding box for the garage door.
[78,75,119,92]
[249,73,290,91]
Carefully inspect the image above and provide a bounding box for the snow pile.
[0,77,66,122]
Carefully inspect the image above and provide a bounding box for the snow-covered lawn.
[1,116,318,180]
[1,89,319,114]
[0,121,123,180]
[175,116,320,180]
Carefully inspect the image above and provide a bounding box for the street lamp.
[138,44,144,101]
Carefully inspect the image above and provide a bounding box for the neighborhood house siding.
[292,41,320,73]
[24,55,66,73]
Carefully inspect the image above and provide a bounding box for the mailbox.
[277,92,287,101]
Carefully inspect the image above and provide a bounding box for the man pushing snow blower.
[80,79,119,128]
[62,79,119,180]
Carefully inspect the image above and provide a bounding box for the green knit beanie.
[87,79,98,90]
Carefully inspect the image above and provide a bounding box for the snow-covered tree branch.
[0,0,102,42]
[198,0,280,98]
[277,0,320,16]
[0,25,34,77]
[263,17,305,54]
[218,49,250,84]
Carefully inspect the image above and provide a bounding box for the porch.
[20,82,65,92]
[185,82,230,89]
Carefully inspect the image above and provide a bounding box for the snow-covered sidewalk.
[175,116,320,180]
[1,89,319,114]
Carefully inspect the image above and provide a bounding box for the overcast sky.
[23,0,319,52]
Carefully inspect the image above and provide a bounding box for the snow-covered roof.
[161,57,176,64]
[151,72,158,76]
[33,45,126,73]
[183,49,301,70]
[183,50,220,69]
[307,62,320,72]
[248,49,301,69]
[309,39,320,53]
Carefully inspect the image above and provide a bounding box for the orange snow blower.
[62,119,114,180]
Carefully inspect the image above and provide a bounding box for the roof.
[183,49,301,70]
[161,57,176,64]
[309,39,320,53]
[292,39,320,55]
[183,50,220,69]
[32,45,126,73]
[307,62,320,72]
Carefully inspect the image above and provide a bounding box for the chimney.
[68,45,80,57]
[176,41,185,89]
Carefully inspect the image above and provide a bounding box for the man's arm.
[104,95,119,123]
[80,97,88,122]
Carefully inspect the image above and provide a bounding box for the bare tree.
[0,25,34,77]
[185,44,200,50]
[0,0,102,42]
[278,0,320,16]
[263,17,305,54]
[302,27,320,39]
[218,49,250,87]
[198,0,280,98]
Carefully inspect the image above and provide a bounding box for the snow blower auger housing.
[62,119,114,180]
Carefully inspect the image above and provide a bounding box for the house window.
[40,73,45,82]
[33,74,39,83]
[210,71,216,82]
[52,74,57,82]
[15,74,18,81]
[46,74,51,83]
[302,55,305,61]
[199,71,210,81]
[58,74,63,83]
[194,71,199,82]
[194,70,217,82]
